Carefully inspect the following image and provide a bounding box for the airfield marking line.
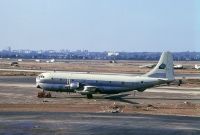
[148,89,200,94]
[0,83,35,88]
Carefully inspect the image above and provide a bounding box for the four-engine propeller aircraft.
[36,52,175,98]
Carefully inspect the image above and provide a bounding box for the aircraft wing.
[76,86,97,95]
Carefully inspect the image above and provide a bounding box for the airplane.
[140,63,183,69]
[36,51,175,99]
[195,65,200,70]
[139,64,156,68]
[173,64,183,69]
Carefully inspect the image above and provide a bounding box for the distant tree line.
[0,50,199,61]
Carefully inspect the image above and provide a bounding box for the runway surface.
[0,112,200,135]
[0,76,35,84]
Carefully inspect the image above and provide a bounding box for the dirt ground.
[0,60,199,76]
[0,103,199,116]
[0,60,199,116]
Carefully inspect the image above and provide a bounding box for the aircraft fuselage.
[36,72,167,94]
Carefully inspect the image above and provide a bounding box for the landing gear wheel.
[45,92,52,98]
[167,82,170,86]
[87,94,93,99]
[178,79,182,86]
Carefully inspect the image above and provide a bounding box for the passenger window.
[121,82,125,85]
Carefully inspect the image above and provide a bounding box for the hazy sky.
[0,0,199,51]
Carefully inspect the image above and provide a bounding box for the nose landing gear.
[86,94,93,99]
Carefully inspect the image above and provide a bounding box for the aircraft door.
[67,79,71,85]
[65,79,71,90]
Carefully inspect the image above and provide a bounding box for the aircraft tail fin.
[143,52,174,81]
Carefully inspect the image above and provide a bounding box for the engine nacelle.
[69,82,79,89]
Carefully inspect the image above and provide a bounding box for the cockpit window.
[39,75,45,78]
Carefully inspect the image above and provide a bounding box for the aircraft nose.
[36,84,41,88]
[36,76,40,83]
[36,76,41,88]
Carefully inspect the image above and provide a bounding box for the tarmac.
[0,112,200,135]
[0,76,199,134]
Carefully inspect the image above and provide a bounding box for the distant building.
[7,46,11,52]
[107,52,119,57]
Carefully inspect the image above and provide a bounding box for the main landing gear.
[86,94,93,99]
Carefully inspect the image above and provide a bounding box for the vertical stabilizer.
[144,52,174,81]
